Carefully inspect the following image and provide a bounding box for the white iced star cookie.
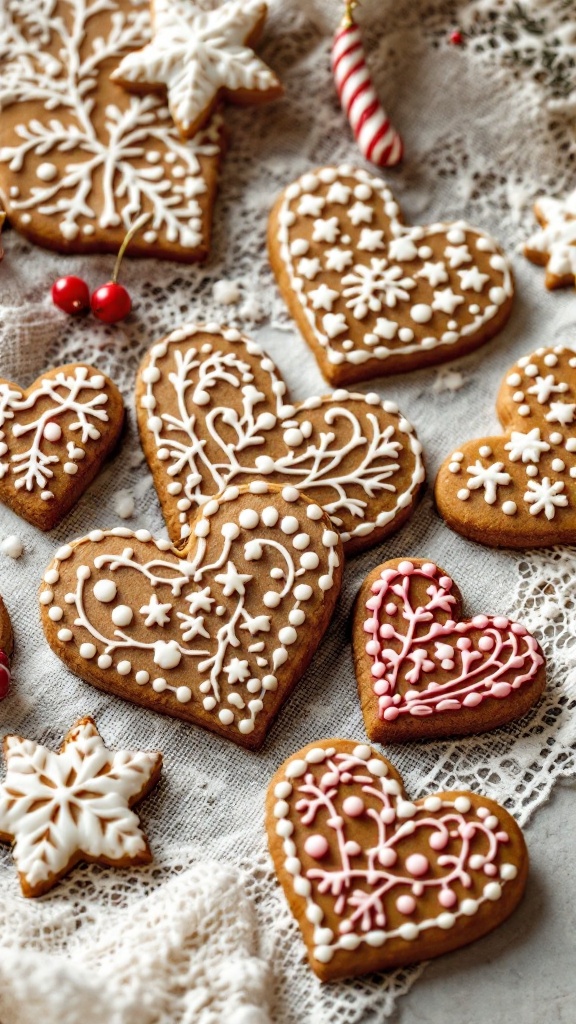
[523,189,576,288]
[0,717,162,897]
[435,345,576,548]
[112,0,283,140]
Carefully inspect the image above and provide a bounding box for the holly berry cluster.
[51,213,150,324]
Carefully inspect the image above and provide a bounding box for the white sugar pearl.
[1,536,23,559]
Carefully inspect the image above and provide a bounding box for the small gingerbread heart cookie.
[136,324,425,554]
[0,363,124,530]
[436,345,576,547]
[41,483,343,749]
[266,739,528,980]
[0,716,162,897]
[353,559,545,743]
[268,166,514,386]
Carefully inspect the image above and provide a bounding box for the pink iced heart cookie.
[353,558,545,742]
[268,166,514,386]
[266,739,528,980]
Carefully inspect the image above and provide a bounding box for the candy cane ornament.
[332,0,403,168]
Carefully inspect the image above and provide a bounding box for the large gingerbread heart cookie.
[268,166,514,386]
[353,559,545,743]
[0,0,224,261]
[266,739,528,980]
[0,364,124,530]
[136,324,425,554]
[436,345,576,547]
[41,483,343,749]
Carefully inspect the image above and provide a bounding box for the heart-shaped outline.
[135,323,425,554]
[0,363,124,530]
[266,738,527,980]
[435,344,576,547]
[352,558,545,743]
[268,165,514,386]
[40,482,343,749]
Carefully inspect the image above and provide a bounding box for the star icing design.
[140,593,173,627]
[527,375,568,404]
[111,0,282,140]
[466,460,511,504]
[0,718,162,897]
[504,428,550,463]
[524,477,568,519]
[215,560,252,597]
[546,401,576,425]
[416,262,449,287]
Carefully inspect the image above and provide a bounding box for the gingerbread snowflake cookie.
[41,484,343,749]
[353,559,545,743]
[136,324,425,555]
[523,189,576,288]
[0,717,162,897]
[266,739,528,980]
[436,346,576,547]
[0,0,224,261]
[0,363,124,531]
[112,0,283,140]
[268,166,514,386]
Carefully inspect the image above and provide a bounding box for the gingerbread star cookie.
[268,166,514,386]
[0,364,124,531]
[436,345,576,547]
[40,484,343,749]
[353,559,546,743]
[0,717,162,897]
[136,324,425,555]
[112,0,283,140]
[523,189,576,288]
[266,739,528,980]
[0,0,224,260]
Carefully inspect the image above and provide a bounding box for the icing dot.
[219,709,234,725]
[306,504,323,520]
[152,677,167,692]
[262,506,279,527]
[410,304,433,323]
[36,162,58,181]
[304,835,329,859]
[94,579,117,603]
[98,654,112,669]
[48,606,63,621]
[457,488,470,500]
[44,568,59,585]
[342,796,365,817]
[502,501,517,516]
[279,626,297,645]
[112,605,133,627]
[300,552,319,570]
[281,516,299,535]
[40,590,53,605]
[176,686,192,703]
[239,509,259,529]
[43,421,62,442]
[405,853,429,876]
[396,895,416,915]
[57,628,72,642]
[117,660,131,675]
[439,888,457,908]
[79,643,96,659]
[398,923,419,941]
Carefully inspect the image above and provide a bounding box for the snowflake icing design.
[0,0,222,252]
[466,460,511,504]
[0,718,161,894]
[342,258,416,319]
[524,476,568,519]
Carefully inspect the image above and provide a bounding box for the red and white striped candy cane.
[0,650,10,700]
[332,0,403,167]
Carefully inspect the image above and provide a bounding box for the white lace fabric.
[0,1,576,1021]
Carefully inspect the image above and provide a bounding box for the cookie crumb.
[432,369,465,394]
[114,490,135,519]
[213,279,241,305]
[1,535,23,559]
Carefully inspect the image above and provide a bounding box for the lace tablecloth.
[1,1,576,1021]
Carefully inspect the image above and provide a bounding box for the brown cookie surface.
[0,716,162,897]
[266,739,528,981]
[268,166,514,386]
[40,483,343,749]
[0,363,124,530]
[436,345,576,547]
[353,558,546,743]
[136,324,425,555]
[0,0,224,261]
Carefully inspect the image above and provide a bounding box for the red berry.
[0,650,10,700]
[449,29,464,45]
[90,281,132,323]
[51,275,90,315]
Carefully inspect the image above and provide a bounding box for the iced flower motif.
[466,460,511,504]
[524,476,568,519]
[526,374,568,404]
[140,593,172,627]
[504,428,550,463]
[405,648,436,684]
[342,258,416,319]
[153,639,182,669]
[177,612,210,642]
[225,658,250,684]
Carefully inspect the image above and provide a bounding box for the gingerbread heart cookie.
[0,0,224,261]
[266,739,528,980]
[436,345,576,547]
[136,324,425,554]
[41,483,343,749]
[268,166,514,386]
[0,364,124,530]
[353,559,545,743]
